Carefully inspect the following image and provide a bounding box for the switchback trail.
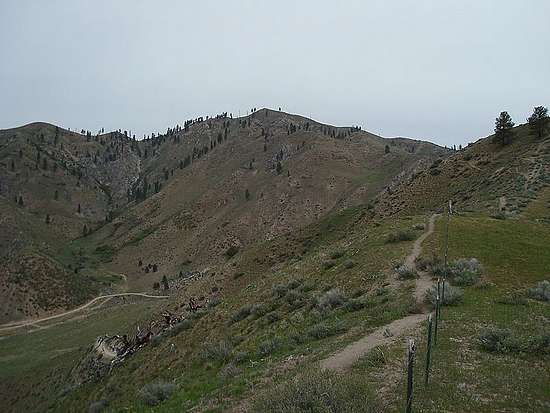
[321,214,438,371]
[0,293,169,332]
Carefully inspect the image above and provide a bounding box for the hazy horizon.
[1,0,549,147]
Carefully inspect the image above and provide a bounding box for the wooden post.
[425,314,433,385]
[406,339,416,413]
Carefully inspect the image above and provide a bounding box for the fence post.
[443,200,452,302]
[406,339,416,413]
[425,314,433,385]
[434,293,440,346]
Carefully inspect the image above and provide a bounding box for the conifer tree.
[527,106,549,138]
[494,111,515,145]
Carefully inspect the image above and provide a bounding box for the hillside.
[1,111,548,413]
[375,123,550,216]
[0,109,448,322]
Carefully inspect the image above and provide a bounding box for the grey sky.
[1,0,549,147]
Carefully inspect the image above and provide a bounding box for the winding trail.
[0,293,169,332]
[321,214,438,371]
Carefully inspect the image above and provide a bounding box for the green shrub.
[208,296,221,308]
[478,327,520,353]
[330,250,345,259]
[252,369,379,412]
[496,291,528,306]
[490,211,506,220]
[234,350,249,364]
[189,309,207,320]
[395,265,417,280]
[449,258,482,286]
[528,280,550,302]
[526,332,550,355]
[343,297,367,312]
[317,288,346,310]
[343,259,355,269]
[287,279,302,289]
[385,230,415,243]
[272,283,289,298]
[424,282,463,308]
[168,319,193,337]
[225,245,239,259]
[139,381,176,406]
[250,303,268,318]
[266,311,280,323]
[150,333,166,347]
[202,340,233,362]
[219,363,241,379]
[359,346,387,368]
[307,321,346,340]
[322,259,336,270]
[257,336,282,357]
[231,304,253,323]
[88,400,108,413]
[285,289,306,308]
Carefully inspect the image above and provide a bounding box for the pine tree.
[385,145,390,154]
[10,159,15,171]
[54,190,59,200]
[18,196,24,206]
[276,161,283,175]
[77,203,81,213]
[494,111,515,145]
[245,189,251,201]
[45,214,50,224]
[162,275,169,290]
[527,106,549,138]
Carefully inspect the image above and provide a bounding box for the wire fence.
[404,200,452,412]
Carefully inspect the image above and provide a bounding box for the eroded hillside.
[0,109,449,322]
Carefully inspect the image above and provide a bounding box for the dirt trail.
[321,214,438,371]
[0,293,169,332]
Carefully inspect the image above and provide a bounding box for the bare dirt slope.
[0,109,448,322]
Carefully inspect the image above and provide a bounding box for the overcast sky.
[1,1,549,147]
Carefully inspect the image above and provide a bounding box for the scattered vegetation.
[252,370,379,413]
[385,230,415,243]
[167,319,193,337]
[479,327,549,355]
[527,280,550,302]
[139,381,176,406]
[88,399,108,413]
[496,291,528,306]
[424,281,463,308]
[395,264,417,280]
[307,321,346,340]
[202,340,233,362]
[257,336,282,357]
[316,288,346,310]
[225,245,239,259]
[231,304,253,323]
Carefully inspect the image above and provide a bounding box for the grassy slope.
[350,202,550,412]
[0,204,431,412]
[0,298,168,412]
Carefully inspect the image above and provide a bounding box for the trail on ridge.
[321,214,438,371]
